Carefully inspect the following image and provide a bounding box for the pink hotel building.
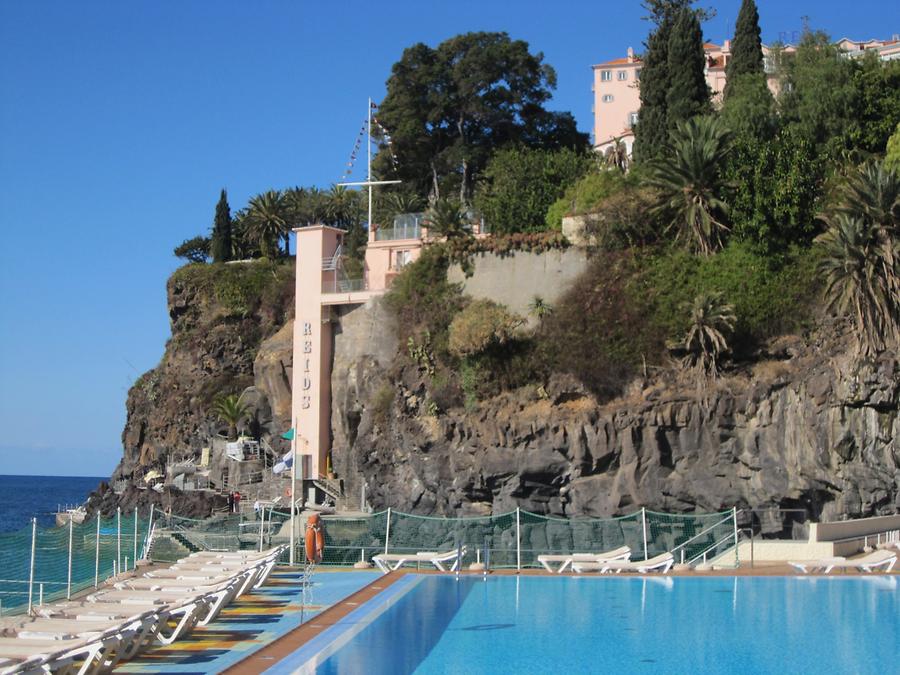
[592,36,900,155]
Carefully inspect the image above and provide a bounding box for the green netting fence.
[0,508,153,616]
[146,507,740,571]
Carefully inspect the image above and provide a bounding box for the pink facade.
[591,36,898,154]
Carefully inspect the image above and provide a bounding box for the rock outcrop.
[91,262,294,516]
[336,311,899,523]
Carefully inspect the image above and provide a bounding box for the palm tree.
[213,393,251,440]
[528,296,553,323]
[647,116,732,255]
[818,161,899,355]
[424,198,469,239]
[245,190,288,258]
[681,292,736,375]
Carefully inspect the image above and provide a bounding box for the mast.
[367,97,373,232]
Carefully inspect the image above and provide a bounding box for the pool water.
[286,574,899,675]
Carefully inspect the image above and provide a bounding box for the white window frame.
[601,94,614,103]
[629,112,639,127]
[600,70,612,81]
[617,70,628,80]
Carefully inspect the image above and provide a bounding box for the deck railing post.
[732,507,739,567]
[94,514,101,588]
[515,508,521,572]
[133,508,138,570]
[384,507,392,555]
[144,504,155,561]
[116,507,122,574]
[27,518,36,615]
[641,508,649,561]
[67,515,74,599]
[259,508,265,552]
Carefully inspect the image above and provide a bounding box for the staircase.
[313,478,344,505]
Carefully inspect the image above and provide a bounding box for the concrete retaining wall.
[447,248,589,319]
[810,514,900,542]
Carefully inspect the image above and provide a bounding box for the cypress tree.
[211,189,232,263]
[633,22,672,162]
[665,8,710,127]
[724,0,764,99]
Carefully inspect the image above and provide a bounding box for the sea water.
[0,474,103,534]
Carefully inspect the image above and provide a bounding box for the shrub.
[581,185,660,250]
[448,299,523,357]
[174,236,211,263]
[545,171,629,230]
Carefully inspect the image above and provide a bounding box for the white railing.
[321,244,342,270]
[669,508,740,566]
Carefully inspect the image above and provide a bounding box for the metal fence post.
[384,507,392,554]
[515,508,522,572]
[27,518,36,615]
[732,507,739,567]
[67,515,74,599]
[641,508,649,561]
[133,508,138,570]
[116,507,122,574]
[94,514,101,588]
[258,508,265,552]
[144,504,155,561]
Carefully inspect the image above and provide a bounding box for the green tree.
[817,161,900,355]
[245,190,288,258]
[886,123,900,173]
[173,236,210,263]
[680,292,736,375]
[778,30,857,160]
[373,32,587,202]
[424,198,469,239]
[723,0,764,98]
[210,189,232,263]
[665,8,710,126]
[844,54,900,156]
[213,393,251,440]
[724,127,822,248]
[633,0,708,162]
[647,116,732,255]
[475,146,591,234]
[633,21,672,162]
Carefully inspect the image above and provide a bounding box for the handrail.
[669,511,738,557]
[687,530,739,566]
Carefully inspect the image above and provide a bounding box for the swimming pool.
[275,574,899,674]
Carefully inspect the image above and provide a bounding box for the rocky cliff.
[96,254,899,524]
[89,261,295,517]
[334,309,899,525]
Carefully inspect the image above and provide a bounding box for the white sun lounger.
[0,634,118,675]
[573,552,675,574]
[537,546,632,573]
[372,547,467,574]
[789,549,897,574]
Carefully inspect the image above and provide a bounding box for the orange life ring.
[305,513,325,564]
[284,487,292,498]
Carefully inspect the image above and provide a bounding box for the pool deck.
[224,561,898,673]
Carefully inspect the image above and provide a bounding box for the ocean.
[0,474,104,535]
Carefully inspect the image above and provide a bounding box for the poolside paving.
[113,568,378,674]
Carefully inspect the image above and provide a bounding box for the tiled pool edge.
[223,569,411,675]
[264,573,424,674]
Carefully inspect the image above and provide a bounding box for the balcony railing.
[375,224,422,241]
[322,277,367,294]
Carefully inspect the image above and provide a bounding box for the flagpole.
[289,418,297,566]
[367,97,373,232]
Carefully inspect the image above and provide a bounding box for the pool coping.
[223,570,408,675]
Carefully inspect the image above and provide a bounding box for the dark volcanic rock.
[335,312,899,521]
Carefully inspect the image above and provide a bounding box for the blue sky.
[0,1,892,477]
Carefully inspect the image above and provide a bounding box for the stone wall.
[447,249,589,319]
